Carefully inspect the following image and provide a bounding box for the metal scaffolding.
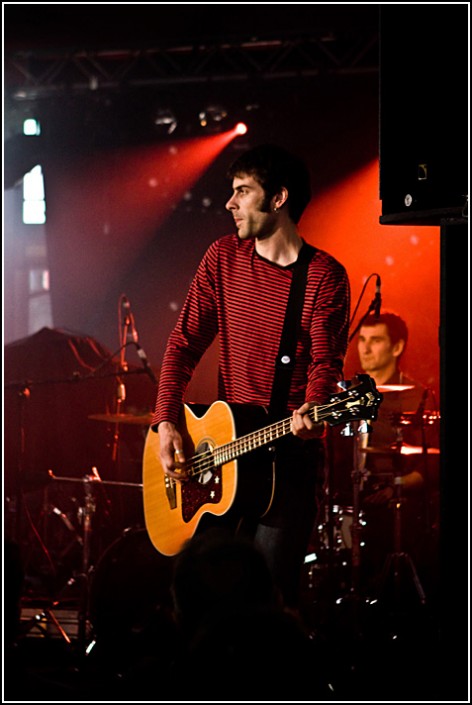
[5,31,379,100]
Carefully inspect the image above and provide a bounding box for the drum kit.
[310,384,440,607]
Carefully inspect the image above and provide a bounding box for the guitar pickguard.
[181,440,223,523]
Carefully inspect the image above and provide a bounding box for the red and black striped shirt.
[152,234,350,428]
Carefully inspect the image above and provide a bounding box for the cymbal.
[377,384,415,393]
[361,443,440,456]
[400,443,440,455]
[88,412,153,425]
[396,410,441,425]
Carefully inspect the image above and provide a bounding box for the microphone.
[122,296,138,343]
[134,342,158,385]
[374,275,382,319]
[122,295,157,385]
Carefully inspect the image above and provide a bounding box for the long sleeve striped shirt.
[152,233,350,429]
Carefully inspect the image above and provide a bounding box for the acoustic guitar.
[143,374,382,556]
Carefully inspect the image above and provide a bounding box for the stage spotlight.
[154,108,178,135]
[199,105,228,129]
[234,122,248,135]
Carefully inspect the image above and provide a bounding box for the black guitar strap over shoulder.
[269,243,315,421]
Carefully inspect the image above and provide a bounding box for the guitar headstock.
[324,374,383,427]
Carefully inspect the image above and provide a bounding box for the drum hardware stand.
[416,403,438,541]
[420,420,432,537]
[18,605,74,644]
[77,472,96,651]
[333,419,370,600]
[48,470,143,653]
[33,470,97,652]
[330,419,371,645]
[319,429,336,597]
[399,388,434,538]
[378,432,427,609]
[344,419,370,600]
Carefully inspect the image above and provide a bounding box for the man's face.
[358,323,401,374]
[225,174,276,240]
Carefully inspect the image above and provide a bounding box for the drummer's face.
[358,323,402,374]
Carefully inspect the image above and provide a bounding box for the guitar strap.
[269,242,316,421]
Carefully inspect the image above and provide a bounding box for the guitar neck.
[212,407,319,466]
[186,375,381,475]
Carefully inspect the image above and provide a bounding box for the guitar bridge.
[165,476,177,509]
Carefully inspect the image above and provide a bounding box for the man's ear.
[272,186,289,211]
[392,338,405,359]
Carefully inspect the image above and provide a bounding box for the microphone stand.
[348,273,381,344]
[112,308,130,464]
[348,298,377,344]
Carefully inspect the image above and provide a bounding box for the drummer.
[357,311,428,501]
[355,311,437,593]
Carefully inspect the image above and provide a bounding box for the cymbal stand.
[47,471,97,653]
[48,470,144,652]
[379,431,427,608]
[334,419,370,645]
[419,410,434,538]
[343,419,370,600]
[77,474,95,650]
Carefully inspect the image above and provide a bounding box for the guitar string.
[183,396,378,478]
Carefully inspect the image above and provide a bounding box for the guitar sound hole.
[195,441,214,485]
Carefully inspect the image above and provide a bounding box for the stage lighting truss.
[5,32,379,101]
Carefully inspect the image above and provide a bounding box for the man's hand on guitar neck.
[291,401,326,440]
[157,421,188,481]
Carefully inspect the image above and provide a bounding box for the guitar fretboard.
[213,417,291,466]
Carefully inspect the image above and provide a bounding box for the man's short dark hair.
[227,144,312,224]
[361,311,409,349]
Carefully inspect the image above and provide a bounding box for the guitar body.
[143,401,275,556]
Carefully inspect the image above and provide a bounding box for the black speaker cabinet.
[379,5,468,225]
